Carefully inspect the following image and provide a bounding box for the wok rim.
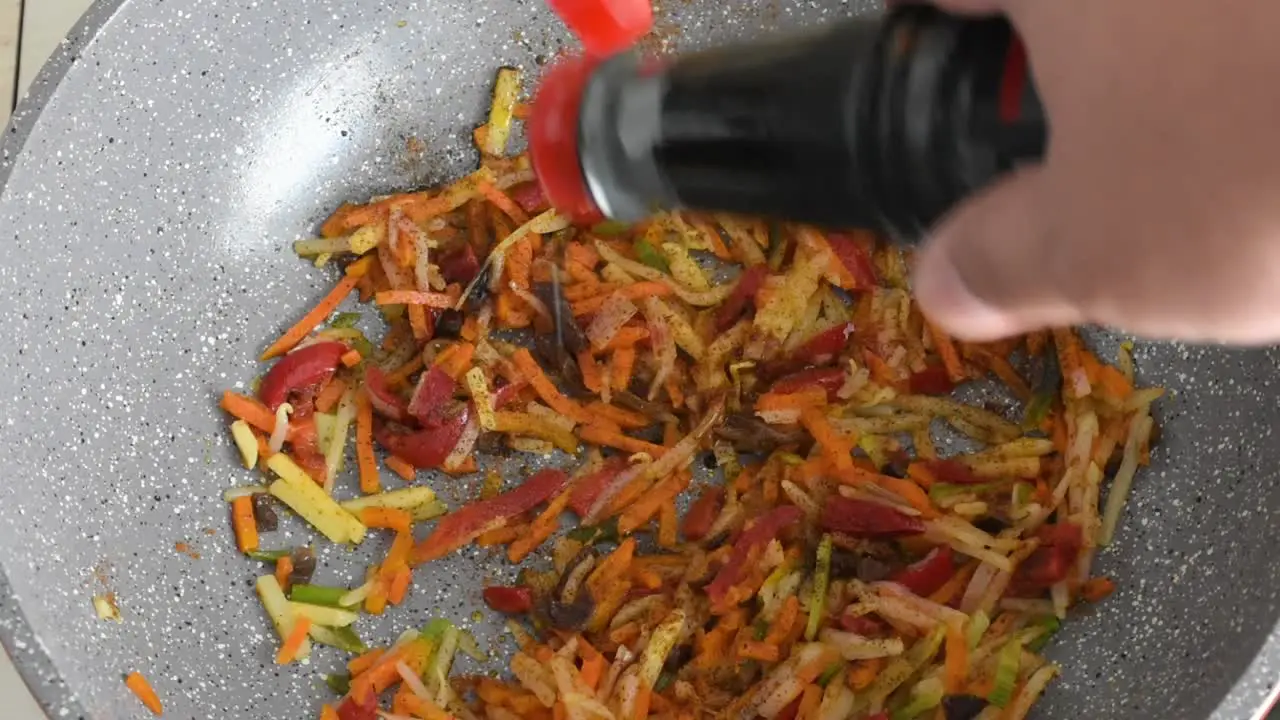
[0,1,1274,718]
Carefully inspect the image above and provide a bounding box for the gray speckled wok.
[0,0,1278,718]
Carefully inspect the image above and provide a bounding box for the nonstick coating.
[0,0,1278,718]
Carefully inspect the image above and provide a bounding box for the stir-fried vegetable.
[215,67,1162,720]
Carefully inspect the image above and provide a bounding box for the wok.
[0,0,1277,718]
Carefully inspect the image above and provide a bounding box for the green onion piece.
[329,312,362,329]
[566,525,598,542]
[890,678,945,720]
[817,661,845,688]
[350,333,374,361]
[289,584,350,608]
[1023,338,1061,430]
[421,618,456,644]
[245,549,289,563]
[311,625,368,654]
[966,609,990,651]
[753,619,769,641]
[929,482,1000,503]
[566,517,620,545]
[324,673,351,695]
[987,637,1024,707]
[1026,615,1061,652]
[654,669,676,693]
[593,220,632,236]
[633,238,670,272]
[806,534,833,641]
[1012,482,1034,508]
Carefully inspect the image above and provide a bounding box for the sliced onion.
[387,206,403,261]
[509,282,551,323]
[268,402,293,453]
[594,240,733,307]
[396,660,433,701]
[443,411,481,471]
[586,293,639,350]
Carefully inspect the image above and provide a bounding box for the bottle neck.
[576,7,1046,239]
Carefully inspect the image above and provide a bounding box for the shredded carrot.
[610,346,637,393]
[565,240,599,269]
[476,525,522,547]
[384,454,416,482]
[847,657,884,691]
[361,507,413,533]
[400,693,451,720]
[261,256,374,359]
[350,646,408,699]
[355,391,381,494]
[508,489,573,563]
[600,325,649,351]
[314,378,348,413]
[618,472,690,534]
[944,622,969,694]
[578,350,604,393]
[347,648,385,676]
[658,498,678,549]
[587,537,637,597]
[388,565,413,605]
[929,561,979,606]
[476,181,530,225]
[579,423,667,457]
[796,683,822,720]
[511,348,592,423]
[384,530,414,572]
[221,391,295,441]
[757,387,828,413]
[632,686,652,720]
[340,349,363,368]
[571,281,673,316]
[375,290,455,308]
[1081,576,1117,602]
[906,461,938,489]
[125,671,163,716]
[231,496,258,554]
[689,216,734,261]
[407,303,430,340]
[765,596,800,645]
[800,407,856,473]
[507,236,534,290]
[580,649,606,690]
[385,355,425,387]
[738,639,780,662]
[436,341,476,381]
[1096,363,1134,401]
[320,704,340,720]
[364,573,390,616]
[926,318,967,383]
[276,616,313,664]
[274,555,294,592]
[875,475,940,519]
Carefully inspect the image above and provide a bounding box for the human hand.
[913,0,1280,344]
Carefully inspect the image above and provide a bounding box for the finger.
[913,166,1085,341]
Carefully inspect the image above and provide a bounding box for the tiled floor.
[2,1,95,714]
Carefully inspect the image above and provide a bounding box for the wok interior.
[0,0,1276,718]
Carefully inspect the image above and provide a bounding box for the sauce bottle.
[529,5,1046,239]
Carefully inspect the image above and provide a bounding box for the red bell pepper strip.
[925,459,988,485]
[374,404,471,470]
[680,486,724,542]
[1016,523,1083,589]
[567,457,628,517]
[714,264,769,332]
[889,545,955,597]
[438,243,482,286]
[793,321,855,365]
[508,182,548,213]
[770,367,846,401]
[839,612,885,636]
[820,496,925,538]
[492,379,527,409]
[258,341,347,411]
[407,365,457,427]
[412,468,571,564]
[706,505,803,605]
[908,365,956,396]
[826,233,878,289]
[336,692,377,720]
[363,365,409,422]
[482,585,534,614]
[775,696,804,720]
[288,418,329,485]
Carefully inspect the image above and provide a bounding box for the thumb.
[913,166,1084,341]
